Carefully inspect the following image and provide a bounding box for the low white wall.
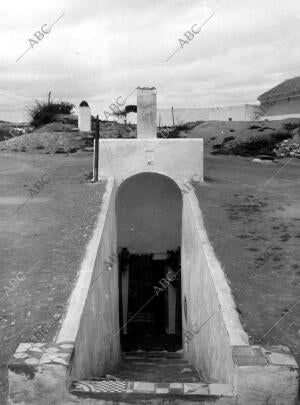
[182,190,248,385]
[127,105,261,126]
[208,104,261,121]
[56,178,120,380]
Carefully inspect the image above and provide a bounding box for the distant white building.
[258,77,300,120]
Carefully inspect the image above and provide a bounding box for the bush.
[213,130,292,157]
[248,125,261,130]
[283,121,300,131]
[27,100,75,128]
[233,131,292,156]
[223,136,235,142]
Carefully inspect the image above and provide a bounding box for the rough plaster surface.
[97,139,203,187]
[137,87,157,138]
[55,178,120,380]
[71,180,119,380]
[182,190,248,385]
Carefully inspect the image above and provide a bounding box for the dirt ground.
[0,152,105,404]
[194,154,300,370]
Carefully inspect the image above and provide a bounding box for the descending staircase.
[70,351,233,402]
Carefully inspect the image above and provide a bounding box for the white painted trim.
[260,113,300,120]
[187,190,249,346]
[55,178,115,343]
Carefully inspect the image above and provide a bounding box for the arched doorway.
[117,172,182,352]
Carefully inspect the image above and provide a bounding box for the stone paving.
[70,351,233,400]
[9,341,74,370]
[70,379,233,399]
[8,342,298,403]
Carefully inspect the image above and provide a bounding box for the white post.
[78,100,91,132]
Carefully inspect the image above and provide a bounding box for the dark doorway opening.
[119,248,182,352]
[116,173,183,352]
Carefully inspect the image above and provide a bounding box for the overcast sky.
[0,0,299,122]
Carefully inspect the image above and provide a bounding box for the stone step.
[113,365,199,383]
[123,356,188,364]
[124,359,189,365]
[124,350,183,358]
[70,380,233,402]
[114,352,200,383]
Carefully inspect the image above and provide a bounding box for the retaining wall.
[182,190,248,385]
[56,178,120,380]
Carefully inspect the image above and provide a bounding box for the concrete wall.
[260,96,300,119]
[181,190,249,385]
[56,179,120,380]
[117,172,182,254]
[98,139,204,188]
[126,105,261,125]
[208,104,261,121]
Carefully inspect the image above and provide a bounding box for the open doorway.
[116,173,182,352]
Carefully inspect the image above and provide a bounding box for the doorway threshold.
[70,351,233,402]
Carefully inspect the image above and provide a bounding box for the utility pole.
[48,91,51,104]
[171,106,175,127]
[93,115,99,182]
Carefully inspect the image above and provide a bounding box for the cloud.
[0,0,299,121]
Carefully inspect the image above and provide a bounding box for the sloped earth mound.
[1,117,299,158]
[0,130,88,154]
[212,130,293,157]
[100,120,136,138]
[157,121,204,138]
[183,119,300,158]
[0,122,31,143]
[0,119,137,154]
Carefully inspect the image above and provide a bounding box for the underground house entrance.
[70,172,209,399]
[117,173,183,353]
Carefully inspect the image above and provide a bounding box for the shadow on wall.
[117,172,182,254]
